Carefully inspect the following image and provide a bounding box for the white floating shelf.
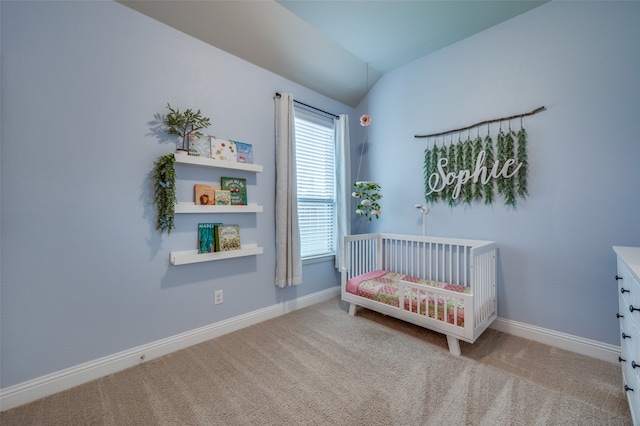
[170,244,263,265]
[174,154,263,173]
[174,203,263,214]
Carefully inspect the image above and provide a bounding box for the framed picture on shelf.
[198,222,222,253]
[210,137,237,162]
[215,224,241,251]
[214,189,231,205]
[233,141,253,164]
[187,134,212,158]
[194,184,220,205]
[221,177,247,205]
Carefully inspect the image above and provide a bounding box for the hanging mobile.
[352,63,382,221]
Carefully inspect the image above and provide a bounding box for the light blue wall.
[0,1,352,388]
[3,0,639,392]
[355,1,640,345]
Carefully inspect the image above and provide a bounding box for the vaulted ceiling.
[119,0,548,107]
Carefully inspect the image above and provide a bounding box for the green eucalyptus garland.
[430,144,440,203]
[503,130,516,207]
[463,138,474,204]
[455,140,465,204]
[423,147,432,203]
[483,134,495,205]
[445,144,457,206]
[516,128,529,198]
[472,136,484,202]
[495,130,506,195]
[153,153,177,234]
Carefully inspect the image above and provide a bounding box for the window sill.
[302,254,335,266]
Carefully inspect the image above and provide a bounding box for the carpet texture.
[1,298,631,425]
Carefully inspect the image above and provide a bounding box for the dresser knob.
[619,356,627,363]
[622,333,631,339]
[621,287,630,294]
[617,313,624,318]
[616,275,623,280]
[633,361,639,369]
[630,305,640,313]
[625,385,634,392]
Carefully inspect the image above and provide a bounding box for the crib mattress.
[345,270,469,326]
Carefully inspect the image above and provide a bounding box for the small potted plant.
[352,181,382,221]
[163,103,211,154]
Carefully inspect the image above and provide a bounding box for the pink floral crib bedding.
[345,270,469,327]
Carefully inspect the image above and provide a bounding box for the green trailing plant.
[153,153,177,234]
[163,103,211,152]
[516,128,529,198]
[352,181,382,221]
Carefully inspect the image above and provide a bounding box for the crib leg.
[348,303,358,316]
[446,335,461,356]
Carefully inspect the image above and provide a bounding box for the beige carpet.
[1,297,632,425]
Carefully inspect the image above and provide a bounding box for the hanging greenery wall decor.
[416,106,545,208]
[153,153,177,234]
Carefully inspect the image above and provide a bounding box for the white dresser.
[614,246,640,425]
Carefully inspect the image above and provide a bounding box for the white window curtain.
[274,93,302,287]
[334,114,351,271]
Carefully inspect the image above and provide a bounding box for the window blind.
[294,106,336,259]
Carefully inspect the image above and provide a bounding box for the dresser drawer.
[618,259,640,310]
[614,246,640,425]
[622,366,640,425]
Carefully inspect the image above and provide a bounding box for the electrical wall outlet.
[214,290,223,305]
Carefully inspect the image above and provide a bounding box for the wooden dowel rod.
[414,106,546,139]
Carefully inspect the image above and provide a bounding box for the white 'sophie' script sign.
[426,150,522,200]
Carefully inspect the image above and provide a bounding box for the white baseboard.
[490,317,621,364]
[0,287,340,412]
[1,289,620,412]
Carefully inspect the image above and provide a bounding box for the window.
[294,106,336,260]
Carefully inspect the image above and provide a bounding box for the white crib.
[341,233,498,356]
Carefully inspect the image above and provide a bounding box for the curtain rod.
[275,93,339,119]
[414,106,546,139]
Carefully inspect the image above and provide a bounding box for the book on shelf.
[221,177,247,205]
[210,137,237,162]
[232,141,253,164]
[187,134,211,158]
[214,189,231,206]
[194,184,220,205]
[215,224,241,251]
[198,222,222,253]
